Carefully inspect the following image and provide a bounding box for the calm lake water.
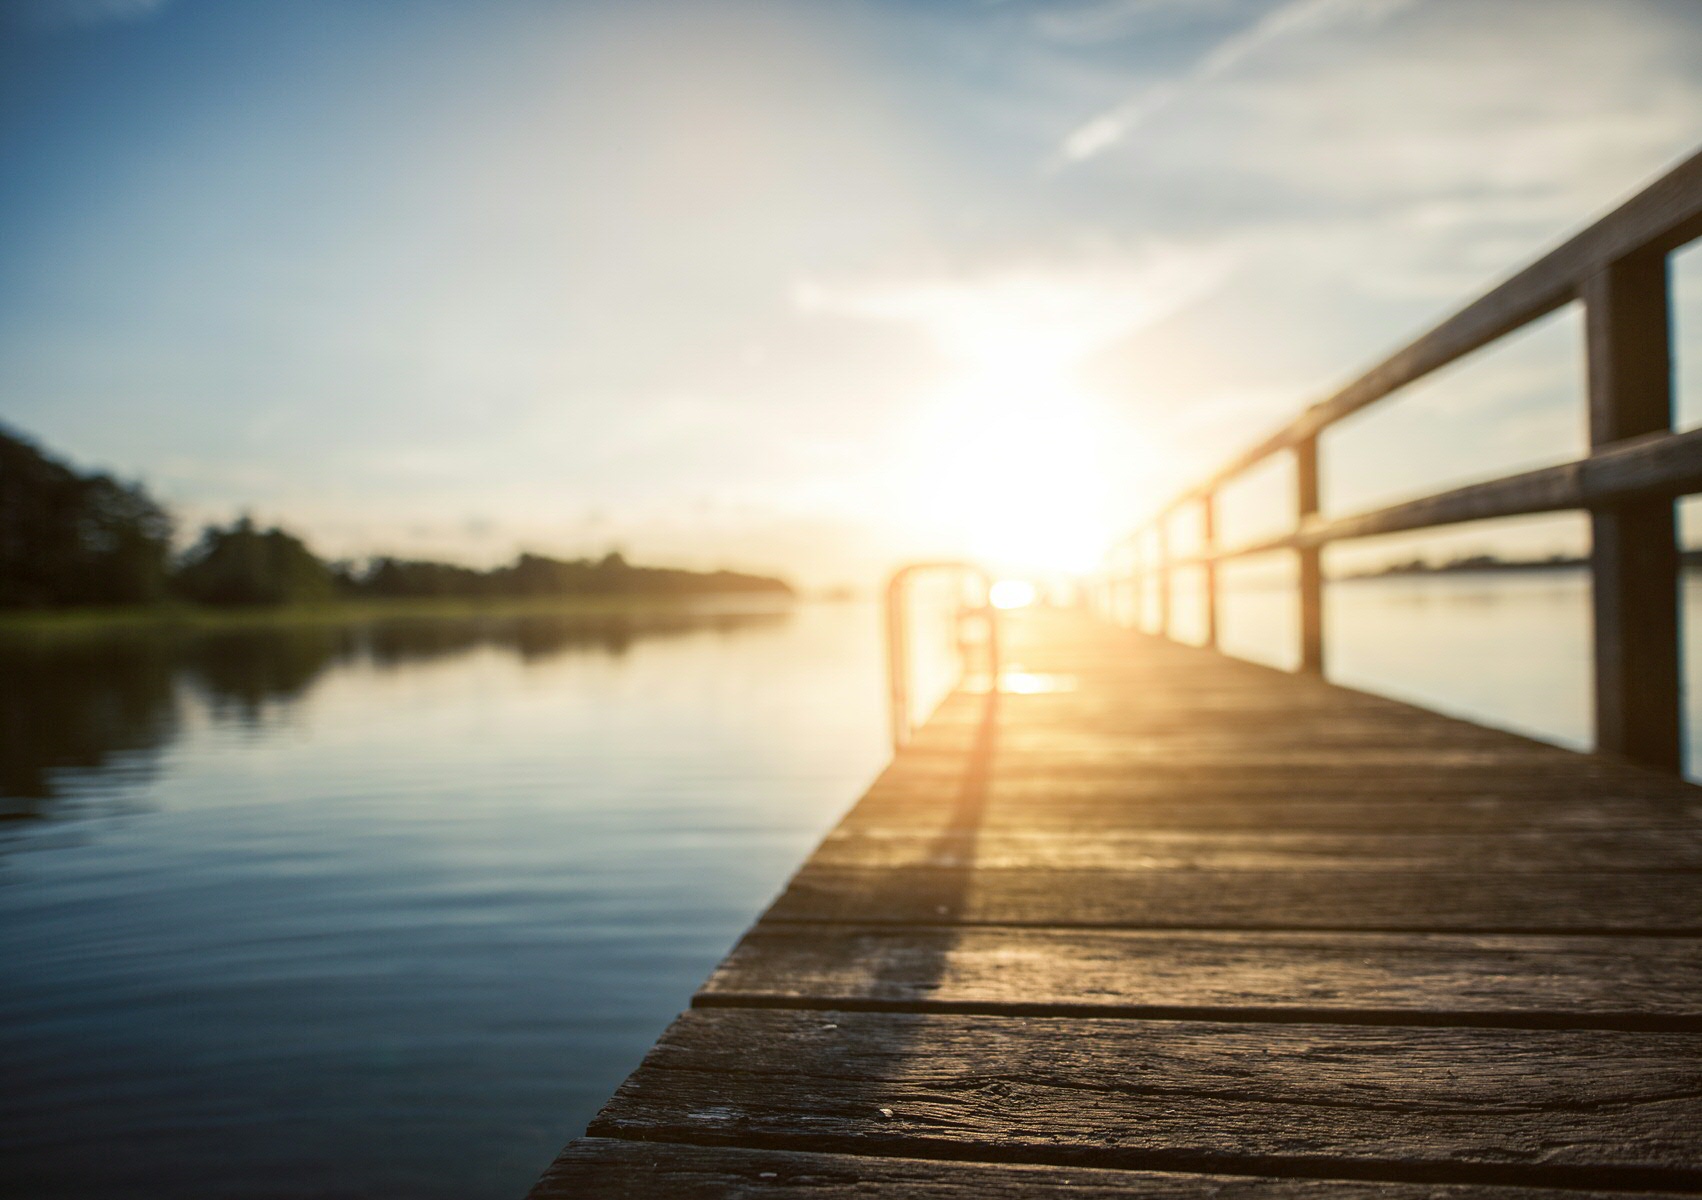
[1221,569,1702,764]
[1,602,891,1200]
[3,577,1698,1199]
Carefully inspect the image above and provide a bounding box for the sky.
[2,0,1701,585]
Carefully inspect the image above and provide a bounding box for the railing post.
[884,563,1001,752]
[1295,436,1324,674]
[1127,545,1142,629]
[1154,517,1171,639]
[1583,252,1682,772]
[885,571,910,750]
[1201,492,1218,649]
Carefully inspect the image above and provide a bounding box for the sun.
[989,579,1038,609]
[898,327,1139,575]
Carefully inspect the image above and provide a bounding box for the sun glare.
[989,579,1038,609]
[896,306,1149,575]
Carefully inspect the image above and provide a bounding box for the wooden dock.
[529,606,1702,1197]
[529,148,1702,1197]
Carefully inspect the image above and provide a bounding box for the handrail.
[884,562,1000,751]
[1157,149,1702,511]
[1110,147,1702,773]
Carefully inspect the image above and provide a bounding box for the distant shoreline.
[1345,557,1583,580]
[0,592,796,638]
[1347,553,1702,581]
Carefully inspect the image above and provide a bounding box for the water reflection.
[0,608,787,821]
[1219,568,1702,772]
[1,599,885,1200]
[0,635,177,809]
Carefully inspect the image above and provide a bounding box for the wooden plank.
[860,757,1702,799]
[809,827,1702,871]
[1585,253,1682,772]
[528,608,1702,1198]
[882,702,1664,770]
[901,714,1600,746]
[588,1008,1702,1189]
[874,752,1661,781]
[842,794,1702,835]
[700,926,1702,1028]
[879,755,1648,783]
[874,732,1687,784]
[767,866,1702,932]
[901,697,1603,741]
[533,1139,1701,1200]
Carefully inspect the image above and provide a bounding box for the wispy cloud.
[793,244,1231,370]
[1054,0,1420,165]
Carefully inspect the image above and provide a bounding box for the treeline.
[1,425,173,606]
[1365,553,1586,577]
[352,552,792,600]
[0,425,791,609]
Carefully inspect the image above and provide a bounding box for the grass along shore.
[0,592,796,638]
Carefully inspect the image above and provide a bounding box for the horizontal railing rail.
[1109,147,1702,774]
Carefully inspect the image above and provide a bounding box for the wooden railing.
[884,562,1000,751]
[1110,148,1702,774]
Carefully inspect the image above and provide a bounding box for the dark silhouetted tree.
[344,548,792,600]
[359,556,490,598]
[0,425,172,607]
[174,517,336,606]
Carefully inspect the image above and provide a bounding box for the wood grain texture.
[872,750,1659,782]
[810,827,1702,871]
[590,1008,1702,1188]
[768,865,1702,932]
[699,926,1702,1027]
[533,1139,1702,1200]
[845,793,1702,835]
[528,607,1702,1197]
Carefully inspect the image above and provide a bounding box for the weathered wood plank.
[768,866,1702,932]
[530,611,1702,1195]
[877,749,1659,778]
[590,1008,1702,1188]
[846,784,1702,833]
[700,926,1702,1027]
[903,714,1598,743]
[811,827,1702,871]
[874,705,1682,780]
[905,713,1598,745]
[533,1139,1701,1200]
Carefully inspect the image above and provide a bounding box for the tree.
[174,517,336,606]
[0,425,172,607]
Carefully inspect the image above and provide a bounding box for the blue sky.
[3,0,1701,582]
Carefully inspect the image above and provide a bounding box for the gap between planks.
[532,1139,1702,1199]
